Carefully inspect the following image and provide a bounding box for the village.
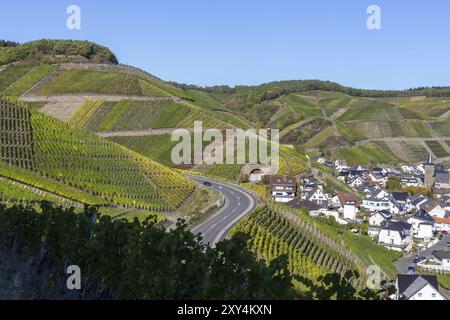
[264,153,450,300]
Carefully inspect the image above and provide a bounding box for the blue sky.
[1,0,450,89]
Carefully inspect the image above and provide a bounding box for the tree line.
[0,201,391,299]
[0,39,118,66]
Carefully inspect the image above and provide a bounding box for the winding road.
[189,176,258,248]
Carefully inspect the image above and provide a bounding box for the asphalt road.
[396,234,450,274]
[189,176,258,248]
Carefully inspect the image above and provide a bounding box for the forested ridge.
[0,39,118,65]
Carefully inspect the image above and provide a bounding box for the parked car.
[441,230,449,235]
[413,255,426,264]
[407,266,416,273]
[203,181,212,187]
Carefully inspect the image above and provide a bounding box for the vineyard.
[0,98,195,210]
[425,140,450,158]
[32,69,165,97]
[1,64,55,96]
[108,134,181,167]
[336,143,399,165]
[67,100,105,129]
[232,205,367,292]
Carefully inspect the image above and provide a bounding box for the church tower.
[424,153,435,188]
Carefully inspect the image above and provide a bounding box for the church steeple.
[427,152,433,165]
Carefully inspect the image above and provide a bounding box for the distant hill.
[1,38,449,166]
[0,39,118,65]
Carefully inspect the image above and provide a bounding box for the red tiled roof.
[336,192,360,206]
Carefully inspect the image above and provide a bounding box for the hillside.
[183,88,450,164]
[0,97,194,210]
[1,39,449,168]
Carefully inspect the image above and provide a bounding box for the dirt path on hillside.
[330,108,348,120]
[96,128,187,138]
[21,94,175,103]
[20,95,176,122]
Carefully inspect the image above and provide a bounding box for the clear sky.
[1,0,450,89]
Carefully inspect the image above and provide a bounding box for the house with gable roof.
[394,275,446,300]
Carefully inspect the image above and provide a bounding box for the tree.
[385,176,401,192]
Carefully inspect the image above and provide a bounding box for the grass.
[336,143,399,165]
[425,140,450,158]
[436,275,450,292]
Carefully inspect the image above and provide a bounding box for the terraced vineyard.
[232,206,366,290]
[0,64,35,93]
[68,99,105,129]
[0,98,195,210]
[337,101,403,121]
[108,134,180,167]
[336,143,398,165]
[1,64,55,96]
[382,141,429,163]
[32,69,169,97]
[346,121,431,139]
[425,140,450,158]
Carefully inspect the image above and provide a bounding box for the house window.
[432,293,436,298]
[418,293,422,297]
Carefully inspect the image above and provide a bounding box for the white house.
[303,185,329,206]
[378,220,412,252]
[400,177,423,188]
[369,172,388,185]
[270,176,297,203]
[407,210,435,241]
[401,165,415,174]
[369,210,392,227]
[335,160,350,172]
[432,251,450,269]
[395,275,446,300]
[363,198,390,212]
[416,164,425,175]
[348,176,366,189]
[434,216,450,233]
[419,199,446,219]
[332,192,360,221]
